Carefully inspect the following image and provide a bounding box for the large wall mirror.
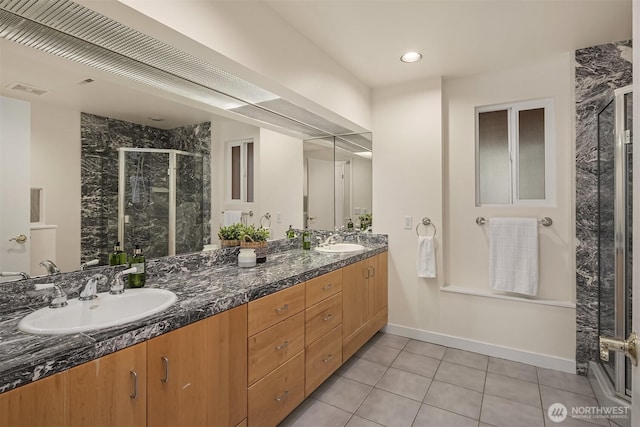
[0,2,371,280]
[304,133,372,231]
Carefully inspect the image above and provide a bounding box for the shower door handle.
[599,331,638,366]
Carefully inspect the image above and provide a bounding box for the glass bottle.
[109,242,127,266]
[302,228,311,250]
[128,245,146,288]
[287,225,296,239]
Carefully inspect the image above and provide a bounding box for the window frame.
[225,138,254,203]
[474,98,555,207]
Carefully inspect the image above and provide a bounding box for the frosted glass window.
[30,188,43,223]
[478,110,510,204]
[518,108,545,200]
[227,140,254,203]
[476,99,553,205]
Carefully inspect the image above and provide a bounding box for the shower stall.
[596,85,633,404]
[118,148,205,258]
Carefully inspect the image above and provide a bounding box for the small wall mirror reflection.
[30,188,43,224]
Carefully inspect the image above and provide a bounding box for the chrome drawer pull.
[275,390,289,402]
[161,356,169,383]
[323,314,333,322]
[275,303,289,313]
[322,354,334,363]
[275,341,289,351]
[130,370,138,399]
[322,284,333,291]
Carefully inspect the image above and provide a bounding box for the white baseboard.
[383,323,576,374]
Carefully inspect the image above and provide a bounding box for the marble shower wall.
[81,113,211,263]
[575,40,632,374]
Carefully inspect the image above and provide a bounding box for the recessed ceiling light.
[400,52,422,63]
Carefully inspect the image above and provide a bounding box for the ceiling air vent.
[6,81,49,96]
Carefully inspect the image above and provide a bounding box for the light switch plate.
[404,216,412,229]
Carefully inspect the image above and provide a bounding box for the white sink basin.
[18,288,177,335]
[315,243,365,253]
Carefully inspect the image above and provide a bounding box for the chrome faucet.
[110,267,137,295]
[80,259,99,270]
[80,274,107,301]
[322,234,340,246]
[33,282,67,308]
[0,271,30,280]
[39,260,61,275]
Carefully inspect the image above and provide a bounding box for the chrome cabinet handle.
[275,390,289,402]
[161,356,169,383]
[322,354,334,363]
[275,304,289,313]
[322,284,333,291]
[9,234,27,244]
[275,341,289,351]
[323,314,333,322]
[130,370,138,398]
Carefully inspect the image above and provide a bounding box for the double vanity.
[0,233,388,427]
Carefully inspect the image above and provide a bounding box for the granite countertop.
[0,241,387,394]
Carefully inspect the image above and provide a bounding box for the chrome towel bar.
[475,216,553,227]
[416,217,437,237]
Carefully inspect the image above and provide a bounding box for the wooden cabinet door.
[67,343,146,427]
[369,252,388,317]
[0,373,66,427]
[342,259,368,339]
[147,319,209,427]
[207,304,248,427]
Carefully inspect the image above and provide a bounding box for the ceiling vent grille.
[6,81,49,96]
[0,0,362,138]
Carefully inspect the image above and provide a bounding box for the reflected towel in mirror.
[223,210,243,226]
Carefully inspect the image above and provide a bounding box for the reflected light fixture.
[400,52,423,63]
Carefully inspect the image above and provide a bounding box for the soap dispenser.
[109,242,127,266]
[302,227,311,250]
[286,225,296,239]
[128,245,146,288]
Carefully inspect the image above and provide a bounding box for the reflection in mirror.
[303,133,372,231]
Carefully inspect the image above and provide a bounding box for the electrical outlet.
[404,216,412,229]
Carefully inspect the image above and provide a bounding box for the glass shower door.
[175,152,204,254]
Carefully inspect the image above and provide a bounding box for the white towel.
[489,218,539,296]
[417,235,436,278]
[223,210,243,226]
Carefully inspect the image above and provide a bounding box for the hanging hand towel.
[223,210,243,226]
[417,235,436,278]
[489,218,539,296]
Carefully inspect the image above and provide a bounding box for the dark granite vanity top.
[0,233,387,394]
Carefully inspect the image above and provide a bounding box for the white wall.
[30,102,81,273]
[110,0,371,131]
[258,128,303,239]
[373,55,576,370]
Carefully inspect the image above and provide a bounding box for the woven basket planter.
[240,236,268,262]
[221,239,240,247]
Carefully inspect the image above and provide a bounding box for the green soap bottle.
[109,242,127,266]
[302,228,311,250]
[128,245,146,288]
[286,225,295,239]
[347,218,354,230]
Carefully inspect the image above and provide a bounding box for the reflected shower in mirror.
[304,133,372,231]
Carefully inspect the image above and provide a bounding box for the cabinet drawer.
[305,292,342,345]
[248,283,305,336]
[305,326,342,396]
[248,351,305,427]
[248,312,305,386]
[305,269,342,307]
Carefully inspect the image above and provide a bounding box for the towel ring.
[259,213,271,228]
[416,217,436,237]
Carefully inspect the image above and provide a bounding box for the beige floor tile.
[412,404,478,427]
[312,375,373,413]
[339,357,388,386]
[355,388,421,427]
[357,341,402,366]
[487,357,538,383]
[434,361,486,392]
[376,333,410,350]
[443,348,489,370]
[423,380,483,420]
[279,398,352,427]
[404,340,446,360]
[345,415,384,427]
[375,367,432,401]
[484,372,541,408]
[540,385,609,426]
[480,394,544,427]
[391,351,441,378]
[537,367,595,397]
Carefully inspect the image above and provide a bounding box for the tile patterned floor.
[280,332,617,427]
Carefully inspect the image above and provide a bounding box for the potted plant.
[239,224,270,263]
[218,223,242,247]
[359,213,372,230]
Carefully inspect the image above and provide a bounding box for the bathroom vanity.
[0,235,388,427]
